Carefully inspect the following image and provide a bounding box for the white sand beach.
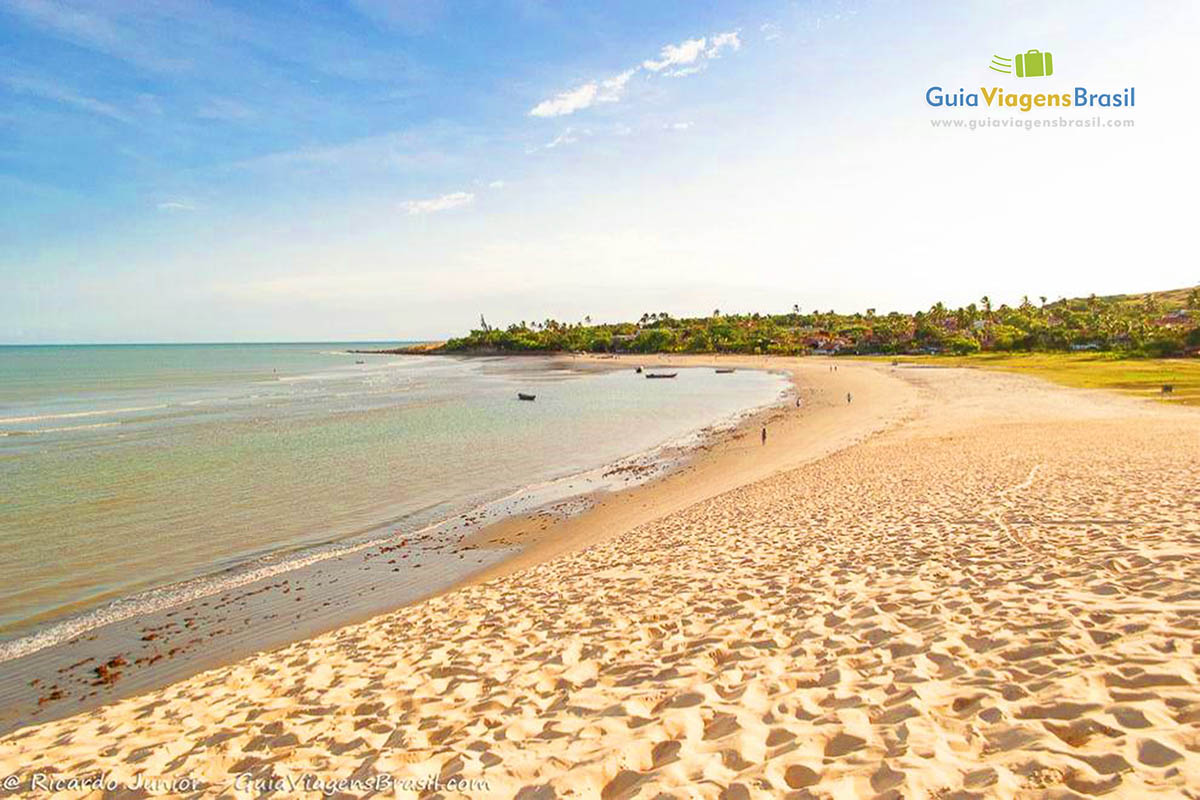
[2,358,1197,798]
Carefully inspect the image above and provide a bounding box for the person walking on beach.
[847,392,852,404]
[761,426,767,445]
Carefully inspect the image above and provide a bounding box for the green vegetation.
[869,352,1200,406]
[444,288,1200,359]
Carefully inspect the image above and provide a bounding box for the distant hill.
[1094,286,1198,309]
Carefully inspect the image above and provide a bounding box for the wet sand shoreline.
[7,359,1190,796]
[0,356,809,737]
[448,354,918,591]
[7,357,1194,798]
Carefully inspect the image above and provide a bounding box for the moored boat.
[645,372,677,379]
[517,392,537,401]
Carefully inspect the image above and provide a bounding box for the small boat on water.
[517,392,537,401]
[715,368,735,374]
[355,360,365,364]
[645,372,677,379]
[635,366,643,373]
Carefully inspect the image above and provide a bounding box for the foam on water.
[0,379,785,664]
[0,344,790,652]
[0,404,169,425]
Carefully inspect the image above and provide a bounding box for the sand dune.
[2,360,1197,798]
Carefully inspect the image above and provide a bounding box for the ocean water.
[0,344,788,646]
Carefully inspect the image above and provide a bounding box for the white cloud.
[488,180,505,189]
[529,122,640,152]
[643,31,741,76]
[529,68,637,117]
[156,200,196,212]
[544,129,579,149]
[665,121,693,131]
[529,82,597,118]
[707,31,741,56]
[401,191,474,215]
[760,22,781,41]
[598,68,636,101]
[527,128,586,153]
[528,31,740,117]
[4,75,133,123]
[643,37,706,72]
[4,0,187,72]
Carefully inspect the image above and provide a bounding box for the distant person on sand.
[761,427,767,445]
[847,392,852,404]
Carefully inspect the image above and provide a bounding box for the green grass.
[859,353,1200,406]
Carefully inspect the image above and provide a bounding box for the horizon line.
[0,339,439,348]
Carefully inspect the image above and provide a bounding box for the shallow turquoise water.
[0,344,787,640]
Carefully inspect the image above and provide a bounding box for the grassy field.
[862,353,1200,406]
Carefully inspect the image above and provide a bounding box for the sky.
[2,0,1198,343]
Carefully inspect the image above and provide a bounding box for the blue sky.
[2,1,1198,342]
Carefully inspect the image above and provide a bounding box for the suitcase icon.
[1014,49,1053,78]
